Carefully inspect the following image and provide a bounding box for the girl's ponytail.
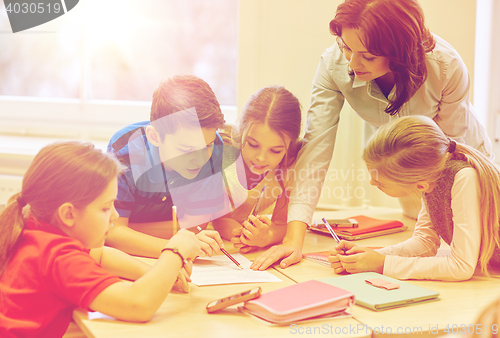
[0,192,27,276]
[451,143,500,274]
[0,141,122,278]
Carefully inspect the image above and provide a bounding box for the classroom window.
[0,0,238,140]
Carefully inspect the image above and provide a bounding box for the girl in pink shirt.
[0,141,200,337]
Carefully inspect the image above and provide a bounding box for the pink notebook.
[241,280,354,324]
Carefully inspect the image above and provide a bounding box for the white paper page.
[190,253,282,286]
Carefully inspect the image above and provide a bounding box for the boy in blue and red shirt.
[106,75,230,258]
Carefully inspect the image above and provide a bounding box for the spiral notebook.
[303,248,383,267]
[302,251,331,267]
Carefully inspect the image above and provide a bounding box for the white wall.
[238,0,477,209]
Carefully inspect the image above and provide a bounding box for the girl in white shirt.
[330,116,500,281]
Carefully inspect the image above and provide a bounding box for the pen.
[220,248,243,270]
[242,185,266,238]
[322,218,342,243]
[322,218,347,254]
[197,226,243,269]
[249,185,266,216]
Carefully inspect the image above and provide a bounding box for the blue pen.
[322,218,346,253]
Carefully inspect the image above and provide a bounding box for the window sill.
[0,135,109,176]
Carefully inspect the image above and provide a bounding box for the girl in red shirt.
[0,141,200,337]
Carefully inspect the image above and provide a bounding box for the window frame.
[0,96,237,141]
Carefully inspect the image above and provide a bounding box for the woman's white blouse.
[288,34,493,225]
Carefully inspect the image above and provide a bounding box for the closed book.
[241,280,354,324]
[311,215,407,240]
[320,272,440,311]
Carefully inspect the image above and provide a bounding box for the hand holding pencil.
[321,218,386,274]
[235,214,273,248]
[197,226,243,269]
[171,206,224,258]
[194,226,225,258]
[233,185,269,248]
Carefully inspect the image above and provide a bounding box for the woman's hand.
[249,242,302,271]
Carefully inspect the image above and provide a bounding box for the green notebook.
[320,272,440,311]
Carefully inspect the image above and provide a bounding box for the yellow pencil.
[197,226,242,269]
[172,205,178,235]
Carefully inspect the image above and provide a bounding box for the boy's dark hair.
[150,75,225,141]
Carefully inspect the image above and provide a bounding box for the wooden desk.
[73,208,499,338]
[278,208,500,338]
[353,277,500,338]
[73,256,368,338]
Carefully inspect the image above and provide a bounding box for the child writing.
[0,141,200,337]
[106,75,226,258]
[211,86,302,256]
[330,116,500,281]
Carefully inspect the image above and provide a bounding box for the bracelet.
[160,247,187,268]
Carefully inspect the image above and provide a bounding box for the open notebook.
[310,215,407,240]
[320,272,439,311]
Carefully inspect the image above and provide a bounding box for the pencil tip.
[238,265,243,269]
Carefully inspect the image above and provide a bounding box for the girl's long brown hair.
[330,0,436,116]
[363,116,500,274]
[0,141,122,276]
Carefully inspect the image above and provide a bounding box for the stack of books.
[310,215,407,240]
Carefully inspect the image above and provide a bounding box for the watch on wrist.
[161,247,187,268]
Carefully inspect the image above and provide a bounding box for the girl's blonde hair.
[363,116,500,274]
[226,85,302,169]
[471,296,500,338]
[0,141,122,276]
